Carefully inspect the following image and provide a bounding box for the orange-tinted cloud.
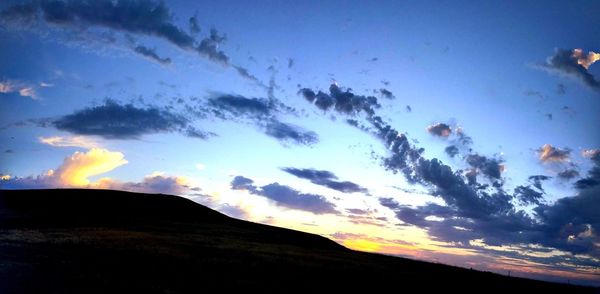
[0,148,127,188]
[572,49,600,70]
[54,148,128,186]
[537,144,571,162]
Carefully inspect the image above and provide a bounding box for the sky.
[1,0,599,286]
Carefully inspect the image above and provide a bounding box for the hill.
[0,189,596,293]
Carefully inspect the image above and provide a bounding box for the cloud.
[206,94,318,146]
[465,154,504,181]
[298,83,600,258]
[514,185,544,205]
[208,95,272,118]
[379,88,395,99]
[445,145,459,158]
[537,144,571,162]
[427,123,452,137]
[53,148,127,186]
[95,172,190,195]
[133,44,171,64]
[571,49,600,70]
[0,80,37,99]
[281,167,368,193]
[264,120,318,146]
[188,14,200,34]
[1,0,232,66]
[582,149,600,160]
[0,148,127,188]
[534,185,600,255]
[557,169,579,180]
[528,175,551,190]
[574,150,600,190]
[39,135,99,149]
[230,175,338,214]
[0,148,192,195]
[52,99,207,139]
[536,48,600,91]
[298,84,380,116]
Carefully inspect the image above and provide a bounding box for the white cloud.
[39,136,99,149]
[0,80,37,99]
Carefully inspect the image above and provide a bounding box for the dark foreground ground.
[0,189,596,293]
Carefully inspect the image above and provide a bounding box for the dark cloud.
[133,44,171,64]
[230,176,338,214]
[298,84,380,116]
[299,83,600,257]
[281,167,367,193]
[534,186,600,255]
[514,185,544,205]
[537,144,571,162]
[557,169,579,180]
[1,0,230,65]
[528,175,551,190]
[53,99,204,139]
[188,14,200,34]
[574,152,600,190]
[445,145,459,158]
[205,94,317,145]
[536,48,600,92]
[234,65,262,83]
[230,176,256,191]
[264,121,318,146]
[379,88,394,99]
[465,154,504,180]
[427,123,452,137]
[208,95,272,117]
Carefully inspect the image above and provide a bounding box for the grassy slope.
[0,189,596,293]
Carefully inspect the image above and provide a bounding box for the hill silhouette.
[0,189,596,293]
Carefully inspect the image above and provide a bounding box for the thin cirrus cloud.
[230,175,338,215]
[280,167,368,193]
[298,82,600,258]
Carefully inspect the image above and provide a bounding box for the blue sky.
[1,0,599,286]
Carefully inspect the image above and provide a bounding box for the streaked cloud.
[52,99,210,139]
[230,175,338,214]
[281,167,368,193]
[39,135,99,149]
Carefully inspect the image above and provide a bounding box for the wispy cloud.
[39,135,99,149]
[0,79,37,99]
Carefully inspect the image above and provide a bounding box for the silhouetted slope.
[0,189,596,293]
